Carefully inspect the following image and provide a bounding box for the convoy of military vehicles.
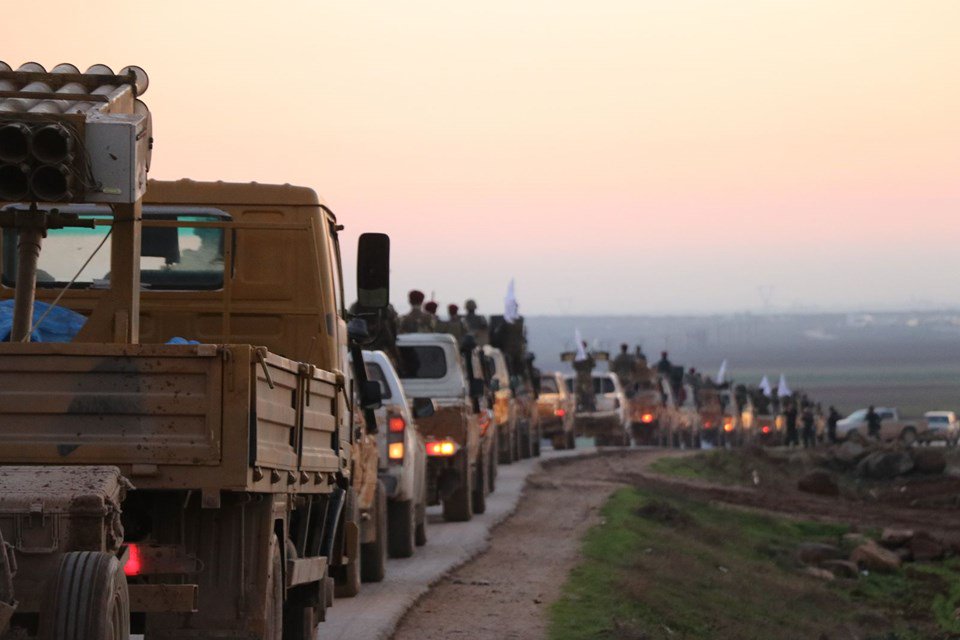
[0,61,947,639]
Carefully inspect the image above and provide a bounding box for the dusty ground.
[392,450,664,640]
[391,447,960,640]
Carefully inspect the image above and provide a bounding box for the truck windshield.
[1,206,229,290]
[540,377,559,393]
[364,362,393,399]
[397,346,448,379]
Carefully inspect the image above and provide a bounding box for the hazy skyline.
[6,1,959,315]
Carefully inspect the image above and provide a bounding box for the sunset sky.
[6,1,959,315]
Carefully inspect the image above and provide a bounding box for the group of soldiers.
[396,289,489,341]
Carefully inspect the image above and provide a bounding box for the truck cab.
[396,333,494,522]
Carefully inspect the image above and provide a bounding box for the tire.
[443,454,473,522]
[566,430,576,449]
[387,499,416,559]
[533,426,541,456]
[488,447,497,493]
[333,488,361,598]
[42,551,130,640]
[519,422,531,459]
[360,481,387,583]
[472,452,487,515]
[283,601,318,640]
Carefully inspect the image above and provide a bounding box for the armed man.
[573,341,597,412]
[399,289,436,333]
[440,303,467,340]
[610,343,637,396]
[463,298,490,344]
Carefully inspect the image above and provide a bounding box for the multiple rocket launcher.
[0,62,151,205]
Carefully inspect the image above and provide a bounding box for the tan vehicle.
[536,371,576,449]
[396,333,495,521]
[0,62,391,640]
[489,315,541,458]
[482,345,520,463]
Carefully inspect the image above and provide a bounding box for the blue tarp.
[0,300,87,343]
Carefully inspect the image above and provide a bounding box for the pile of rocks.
[796,528,950,581]
[795,442,949,495]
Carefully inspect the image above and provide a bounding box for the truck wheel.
[566,430,576,449]
[488,444,497,493]
[519,423,531,459]
[533,426,542,456]
[361,481,387,583]
[283,604,318,640]
[43,551,130,640]
[472,452,487,515]
[387,499,416,559]
[333,488,361,598]
[443,455,473,522]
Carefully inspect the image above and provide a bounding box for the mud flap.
[438,466,463,502]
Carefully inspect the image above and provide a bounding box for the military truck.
[489,315,541,458]
[0,62,389,639]
[396,333,495,521]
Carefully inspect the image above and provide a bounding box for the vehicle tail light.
[388,442,404,460]
[704,420,713,429]
[641,413,654,424]
[426,440,459,457]
[478,410,492,437]
[723,419,735,433]
[124,543,143,577]
[761,425,771,434]
[389,416,406,433]
[555,408,565,418]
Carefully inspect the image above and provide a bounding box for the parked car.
[537,371,576,449]
[922,411,959,446]
[361,350,429,557]
[836,407,925,444]
[567,372,630,446]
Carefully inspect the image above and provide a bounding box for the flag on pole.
[574,329,587,362]
[715,359,728,384]
[759,375,772,398]
[777,373,792,398]
[504,278,520,323]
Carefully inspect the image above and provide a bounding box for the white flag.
[715,359,728,384]
[574,328,587,362]
[504,278,520,323]
[777,373,792,398]
[759,375,772,398]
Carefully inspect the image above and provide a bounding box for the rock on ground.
[880,528,914,547]
[850,541,902,573]
[797,470,839,496]
[909,531,945,561]
[820,559,859,578]
[796,542,842,565]
[857,451,915,479]
[911,449,947,475]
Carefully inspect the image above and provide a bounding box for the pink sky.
[7,1,959,314]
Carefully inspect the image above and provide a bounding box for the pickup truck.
[396,333,495,521]
[567,372,630,446]
[361,350,428,558]
[0,179,391,639]
[537,371,576,449]
[482,345,519,463]
[836,407,926,444]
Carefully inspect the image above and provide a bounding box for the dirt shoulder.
[391,450,671,640]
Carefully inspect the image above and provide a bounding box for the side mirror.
[469,378,485,399]
[356,233,390,309]
[490,378,501,392]
[360,380,382,411]
[412,397,435,419]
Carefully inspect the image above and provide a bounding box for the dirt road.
[392,449,668,640]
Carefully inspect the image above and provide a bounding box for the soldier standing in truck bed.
[611,343,637,396]
[399,289,436,333]
[441,303,466,341]
[573,342,596,411]
[463,299,490,344]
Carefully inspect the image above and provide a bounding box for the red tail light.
[124,543,143,576]
[641,413,654,424]
[555,408,566,418]
[704,421,713,429]
[389,416,406,433]
[762,425,771,434]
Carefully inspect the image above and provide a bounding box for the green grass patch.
[649,450,763,485]
[548,487,960,640]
